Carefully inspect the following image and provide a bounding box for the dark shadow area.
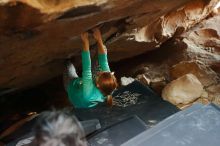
[111,38,187,78]
[0,77,70,134]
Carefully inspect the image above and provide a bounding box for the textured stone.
[136,74,151,86]
[151,80,167,95]
[162,74,203,105]
[0,0,191,92]
[206,84,220,105]
[170,61,219,87]
[180,14,220,68]
[0,0,219,94]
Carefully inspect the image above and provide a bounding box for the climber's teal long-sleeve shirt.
[67,50,110,108]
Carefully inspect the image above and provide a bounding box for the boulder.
[162,74,203,105]
[0,0,218,94]
[179,14,220,73]
[170,61,219,87]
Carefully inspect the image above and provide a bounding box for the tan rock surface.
[179,14,220,69]
[162,74,203,105]
[170,61,219,87]
[0,0,219,94]
[206,84,220,105]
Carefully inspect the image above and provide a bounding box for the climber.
[63,28,118,108]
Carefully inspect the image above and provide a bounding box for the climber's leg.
[63,62,78,91]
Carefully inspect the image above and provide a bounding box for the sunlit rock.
[0,0,219,95]
[206,84,220,105]
[162,74,203,105]
[170,61,219,87]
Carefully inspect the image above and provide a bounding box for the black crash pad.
[75,81,179,131]
[88,116,147,146]
[3,81,179,146]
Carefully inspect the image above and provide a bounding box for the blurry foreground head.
[31,110,87,146]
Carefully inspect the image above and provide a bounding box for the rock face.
[0,0,219,95]
[181,14,220,68]
[168,61,220,107]
[162,74,203,105]
[206,84,220,105]
[170,61,219,87]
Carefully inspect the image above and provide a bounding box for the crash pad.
[88,116,147,146]
[75,81,179,130]
[122,103,220,146]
